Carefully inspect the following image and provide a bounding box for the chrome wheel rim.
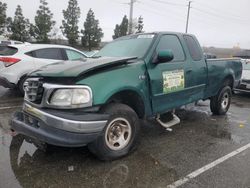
[105,118,132,151]
[221,92,229,109]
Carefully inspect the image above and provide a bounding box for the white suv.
[0,44,87,94]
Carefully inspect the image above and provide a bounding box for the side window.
[66,49,86,60]
[156,35,185,62]
[33,48,64,60]
[25,51,34,57]
[184,35,202,61]
[0,46,18,55]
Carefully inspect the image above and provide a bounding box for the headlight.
[50,88,92,107]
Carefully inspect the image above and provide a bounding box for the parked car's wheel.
[210,86,232,115]
[88,103,140,161]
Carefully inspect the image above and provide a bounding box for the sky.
[2,0,250,49]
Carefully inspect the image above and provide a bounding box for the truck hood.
[30,56,137,78]
[242,70,250,80]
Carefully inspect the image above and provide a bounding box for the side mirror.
[156,50,174,63]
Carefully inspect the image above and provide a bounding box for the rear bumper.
[10,104,109,147]
[0,76,15,88]
[234,80,250,93]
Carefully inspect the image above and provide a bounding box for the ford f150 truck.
[11,32,242,160]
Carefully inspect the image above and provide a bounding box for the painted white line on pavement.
[0,106,22,110]
[167,143,250,188]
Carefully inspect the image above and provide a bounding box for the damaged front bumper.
[10,103,108,147]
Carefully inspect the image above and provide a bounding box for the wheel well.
[105,90,145,118]
[224,75,234,89]
[17,74,27,86]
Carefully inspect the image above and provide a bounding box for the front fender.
[76,61,152,116]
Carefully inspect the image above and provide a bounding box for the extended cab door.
[147,34,188,114]
[147,34,207,114]
[183,35,207,101]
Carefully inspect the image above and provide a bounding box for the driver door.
[147,34,188,114]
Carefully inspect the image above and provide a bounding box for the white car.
[0,44,87,94]
[235,59,250,92]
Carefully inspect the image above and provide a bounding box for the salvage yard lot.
[0,86,250,188]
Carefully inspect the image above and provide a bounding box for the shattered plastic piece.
[68,166,74,172]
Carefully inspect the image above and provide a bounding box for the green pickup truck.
[11,32,242,160]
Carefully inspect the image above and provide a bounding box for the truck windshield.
[96,34,155,58]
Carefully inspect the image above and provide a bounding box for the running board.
[156,113,180,131]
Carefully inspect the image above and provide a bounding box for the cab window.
[156,35,185,62]
[184,35,203,61]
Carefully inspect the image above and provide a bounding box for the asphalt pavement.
[0,86,250,188]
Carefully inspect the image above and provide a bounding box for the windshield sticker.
[162,69,185,94]
[137,34,154,39]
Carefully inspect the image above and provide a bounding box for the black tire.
[210,86,232,115]
[18,76,27,96]
[88,103,140,161]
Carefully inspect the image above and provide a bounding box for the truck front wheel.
[210,86,232,115]
[88,103,140,160]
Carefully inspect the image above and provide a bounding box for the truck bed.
[204,58,242,99]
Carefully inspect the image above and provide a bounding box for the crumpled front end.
[10,102,108,147]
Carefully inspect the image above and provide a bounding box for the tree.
[112,15,128,39]
[61,0,80,46]
[9,5,30,41]
[30,0,55,43]
[81,9,103,51]
[6,17,12,32]
[112,24,120,39]
[120,15,128,36]
[0,2,7,35]
[136,16,144,33]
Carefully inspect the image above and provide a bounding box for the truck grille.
[24,78,44,104]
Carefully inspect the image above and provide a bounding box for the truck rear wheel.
[210,86,232,115]
[88,103,140,161]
